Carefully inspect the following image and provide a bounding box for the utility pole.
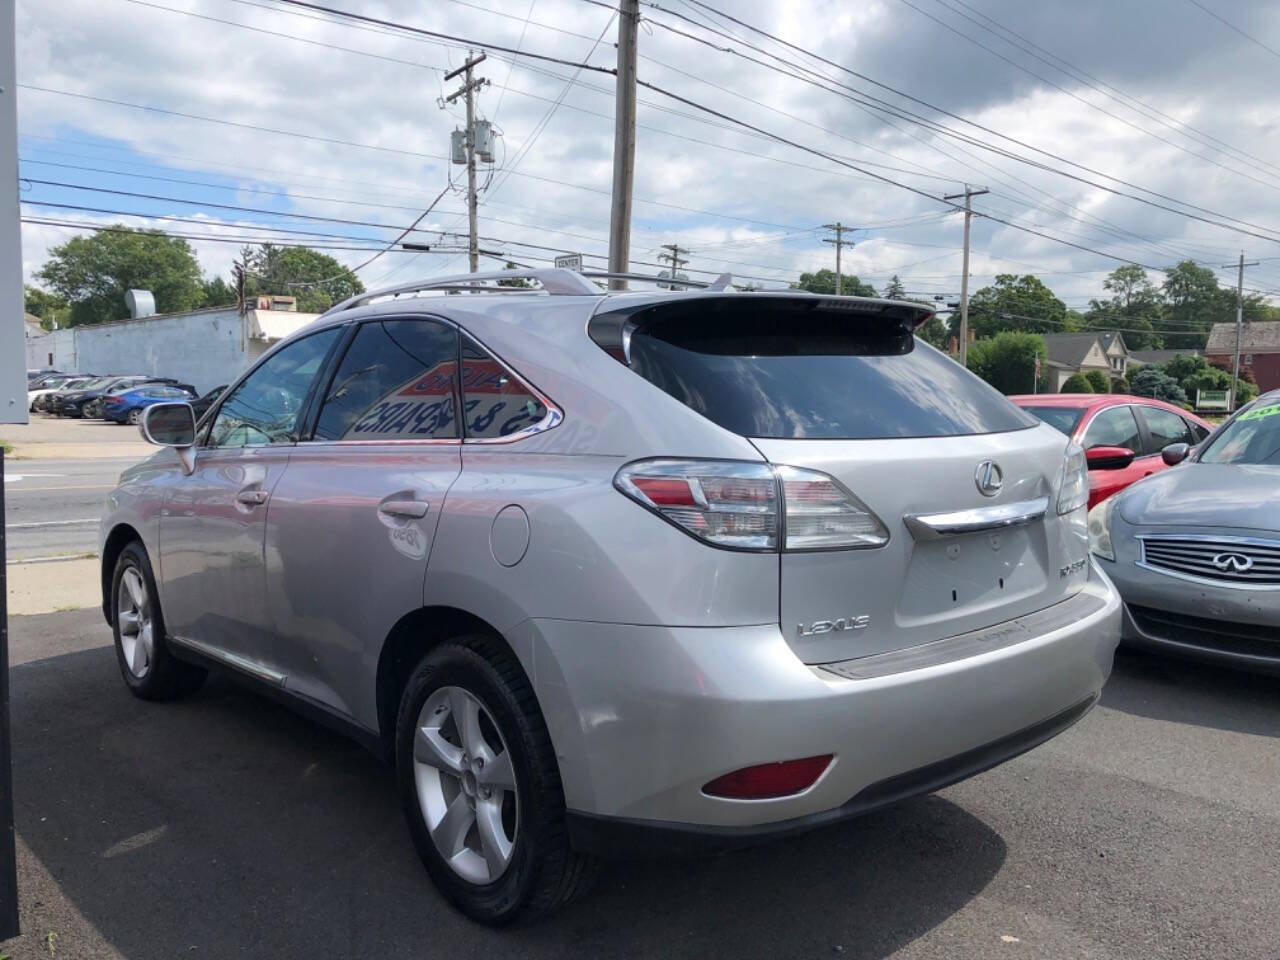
[608,0,640,289]
[1223,252,1258,411]
[658,243,688,287]
[944,185,988,367]
[444,51,488,273]
[823,222,853,295]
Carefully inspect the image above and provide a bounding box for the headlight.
[1088,497,1116,562]
[1056,443,1089,515]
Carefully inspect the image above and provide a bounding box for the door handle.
[379,499,429,519]
[236,489,270,506]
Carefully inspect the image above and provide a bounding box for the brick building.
[1205,321,1280,393]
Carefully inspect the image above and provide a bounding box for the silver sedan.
[1089,389,1280,674]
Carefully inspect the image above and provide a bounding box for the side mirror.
[142,403,197,475]
[1161,442,1190,466]
[1085,446,1135,471]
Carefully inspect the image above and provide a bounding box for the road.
[2,611,1278,959]
[3,457,136,560]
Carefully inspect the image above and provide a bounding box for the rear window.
[1019,405,1085,437]
[624,304,1036,440]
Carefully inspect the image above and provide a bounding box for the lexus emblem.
[975,460,1003,497]
[1212,552,1254,573]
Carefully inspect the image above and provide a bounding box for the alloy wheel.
[413,686,519,885]
[117,567,153,678]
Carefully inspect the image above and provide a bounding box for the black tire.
[110,541,207,701]
[395,635,597,924]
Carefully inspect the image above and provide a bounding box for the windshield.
[1018,405,1085,437]
[1199,399,1280,465]
[78,377,115,390]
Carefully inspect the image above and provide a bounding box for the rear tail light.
[614,459,888,552]
[703,755,833,799]
[1056,443,1088,515]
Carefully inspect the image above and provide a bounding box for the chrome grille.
[1139,536,1280,586]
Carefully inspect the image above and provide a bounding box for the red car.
[1010,394,1214,509]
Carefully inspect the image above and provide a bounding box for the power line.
[1185,0,1280,62]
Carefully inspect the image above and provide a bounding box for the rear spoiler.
[588,293,935,363]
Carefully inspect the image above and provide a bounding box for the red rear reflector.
[629,476,699,507]
[702,755,833,800]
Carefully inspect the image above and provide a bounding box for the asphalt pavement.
[1,610,1278,959]
[3,456,135,560]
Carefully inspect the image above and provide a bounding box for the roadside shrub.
[1060,373,1093,393]
[1129,366,1188,404]
[1084,370,1110,393]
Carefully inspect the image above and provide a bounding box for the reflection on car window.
[1019,405,1085,436]
[1140,407,1194,453]
[1082,406,1140,451]
[1199,400,1280,465]
[314,319,459,441]
[208,328,340,448]
[461,334,548,439]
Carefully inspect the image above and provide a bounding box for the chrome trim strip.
[1138,533,1280,549]
[904,496,1049,541]
[167,634,288,686]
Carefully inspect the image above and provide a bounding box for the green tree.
[36,226,205,326]
[792,269,876,296]
[240,243,364,313]
[23,284,69,330]
[1083,265,1163,349]
[882,275,906,300]
[1129,366,1188,404]
[202,275,237,306]
[1160,261,1227,350]
[965,331,1046,394]
[965,274,1067,338]
[497,260,532,288]
[1084,370,1111,393]
[916,315,950,350]
[1061,373,1094,393]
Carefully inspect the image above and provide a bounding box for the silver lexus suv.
[99,269,1121,923]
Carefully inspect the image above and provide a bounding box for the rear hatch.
[605,293,1088,664]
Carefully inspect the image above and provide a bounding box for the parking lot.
[4,418,1280,959]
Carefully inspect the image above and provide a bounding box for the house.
[1128,348,1202,368]
[23,312,43,338]
[23,302,319,395]
[1039,332,1133,390]
[1205,322,1280,393]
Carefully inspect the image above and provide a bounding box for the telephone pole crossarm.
[943,186,989,366]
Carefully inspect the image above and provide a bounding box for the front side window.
[1199,399,1280,465]
[208,327,340,448]
[314,319,459,441]
[1140,406,1194,453]
[1082,406,1140,451]
[461,334,548,439]
[1019,405,1086,437]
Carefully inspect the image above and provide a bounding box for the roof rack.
[323,268,736,316]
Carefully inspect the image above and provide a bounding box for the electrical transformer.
[450,129,467,165]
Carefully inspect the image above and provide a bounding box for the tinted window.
[624,309,1034,440]
[1199,399,1280,465]
[461,334,549,439]
[1187,419,1209,442]
[1140,406,1194,453]
[1082,406,1140,451]
[209,328,339,448]
[1020,405,1085,437]
[314,319,458,441]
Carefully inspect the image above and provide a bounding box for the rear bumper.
[520,566,1120,849]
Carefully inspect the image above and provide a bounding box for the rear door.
[623,297,1088,664]
[264,316,462,725]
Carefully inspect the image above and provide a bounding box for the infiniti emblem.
[975,460,1003,497]
[1212,552,1254,573]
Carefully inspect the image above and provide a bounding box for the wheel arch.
[375,605,538,754]
[100,522,142,625]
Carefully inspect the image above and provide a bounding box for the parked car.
[1010,394,1213,508]
[102,384,198,424]
[1090,390,1280,674]
[27,373,80,410]
[58,375,179,418]
[33,375,99,413]
[100,270,1121,923]
[189,384,227,422]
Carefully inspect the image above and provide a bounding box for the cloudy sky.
[16,0,1280,314]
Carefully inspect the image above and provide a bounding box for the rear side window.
[461,334,548,439]
[1082,406,1141,451]
[314,319,459,441]
[1139,406,1194,453]
[622,304,1035,439]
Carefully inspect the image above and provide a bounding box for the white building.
[24,300,319,394]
